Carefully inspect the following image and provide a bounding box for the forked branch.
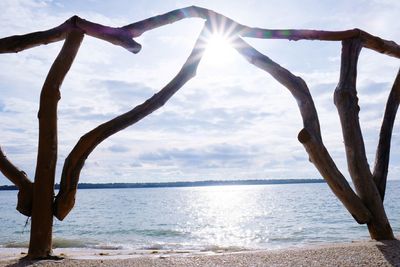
[231,36,371,224]
[53,23,209,220]
[334,39,393,239]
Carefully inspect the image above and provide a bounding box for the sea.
[1,181,399,252]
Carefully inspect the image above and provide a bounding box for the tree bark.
[123,6,400,58]
[334,39,394,240]
[1,6,399,58]
[0,16,140,54]
[231,36,371,224]
[27,29,84,259]
[53,23,209,221]
[0,146,33,216]
[373,69,400,200]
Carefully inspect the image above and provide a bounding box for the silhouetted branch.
[231,36,371,224]
[334,39,393,239]
[373,69,400,201]
[0,16,141,54]
[28,29,84,258]
[123,6,400,58]
[0,146,33,216]
[1,6,399,58]
[53,23,209,221]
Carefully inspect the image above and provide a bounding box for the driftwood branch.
[373,69,400,200]
[231,36,371,224]
[1,6,399,58]
[334,39,393,239]
[0,146,33,216]
[28,29,84,257]
[0,16,141,54]
[123,6,400,58]
[53,23,209,221]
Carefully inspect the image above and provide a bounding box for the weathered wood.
[373,69,400,200]
[0,16,140,54]
[0,6,398,254]
[1,6,399,58]
[231,36,371,224]
[297,129,371,224]
[334,39,394,240]
[123,6,400,58]
[27,29,84,259]
[0,146,33,216]
[53,23,209,221]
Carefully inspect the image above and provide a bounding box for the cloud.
[138,143,257,168]
[108,144,131,153]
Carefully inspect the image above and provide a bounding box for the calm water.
[1,181,399,251]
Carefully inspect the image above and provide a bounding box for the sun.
[203,33,236,66]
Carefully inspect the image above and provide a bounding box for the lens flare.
[203,33,236,66]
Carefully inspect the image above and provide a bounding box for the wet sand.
[1,239,400,266]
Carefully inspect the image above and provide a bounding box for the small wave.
[135,229,188,238]
[52,237,92,248]
[201,245,248,253]
[89,244,125,250]
[4,241,29,248]
[142,243,164,250]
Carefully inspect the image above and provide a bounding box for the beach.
[1,239,400,267]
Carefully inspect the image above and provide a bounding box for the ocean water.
[0,181,399,252]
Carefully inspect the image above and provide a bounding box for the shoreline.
[1,239,400,266]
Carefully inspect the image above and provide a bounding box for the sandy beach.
[1,239,399,267]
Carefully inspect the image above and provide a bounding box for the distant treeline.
[0,179,325,191]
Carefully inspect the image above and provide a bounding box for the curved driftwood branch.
[28,29,84,258]
[124,6,400,58]
[0,146,33,216]
[334,39,394,240]
[0,16,141,54]
[373,69,400,200]
[1,6,399,58]
[53,23,209,221]
[231,36,371,224]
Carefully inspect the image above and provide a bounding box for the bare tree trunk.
[334,39,394,240]
[27,29,84,259]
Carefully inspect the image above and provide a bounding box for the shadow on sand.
[5,255,63,267]
[376,239,400,266]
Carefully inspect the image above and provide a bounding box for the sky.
[0,0,399,185]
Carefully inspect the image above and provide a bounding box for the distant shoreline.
[0,179,325,191]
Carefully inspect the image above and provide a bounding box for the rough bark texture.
[373,69,400,200]
[54,23,209,220]
[0,5,399,259]
[27,29,84,259]
[231,37,371,224]
[0,146,33,216]
[334,39,394,240]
